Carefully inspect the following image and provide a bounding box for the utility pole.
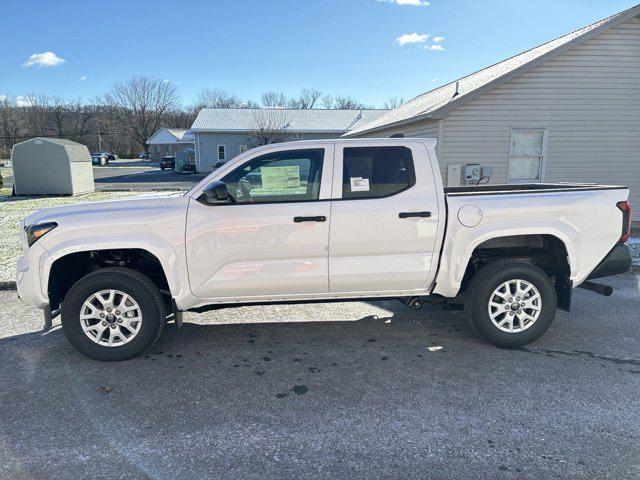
[98,131,103,152]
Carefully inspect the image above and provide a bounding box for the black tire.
[464,260,557,347]
[160,166,165,170]
[61,267,165,361]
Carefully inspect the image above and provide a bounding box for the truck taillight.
[616,201,631,243]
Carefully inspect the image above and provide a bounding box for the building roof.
[191,108,388,133]
[165,128,189,139]
[345,3,640,137]
[146,128,190,145]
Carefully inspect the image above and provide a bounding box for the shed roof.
[191,108,388,133]
[345,3,640,136]
[11,137,91,163]
[14,137,83,147]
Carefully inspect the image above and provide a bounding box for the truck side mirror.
[197,180,231,205]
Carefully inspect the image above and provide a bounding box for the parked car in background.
[159,156,175,170]
[91,153,108,166]
[140,152,150,160]
[212,161,226,170]
[16,138,632,361]
[92,152,117,163]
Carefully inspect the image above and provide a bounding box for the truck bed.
[444,183,627,196]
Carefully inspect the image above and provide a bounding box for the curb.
[0,281,17,291]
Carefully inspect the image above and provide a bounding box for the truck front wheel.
[61,267,165,361]
[464,260,557,347]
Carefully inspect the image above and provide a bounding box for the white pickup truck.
[16,139,632,361]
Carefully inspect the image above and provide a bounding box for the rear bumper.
[587,243,632,280]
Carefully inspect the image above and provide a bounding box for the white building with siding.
[146,128,194,161]
[190,108,387,173]
[345,5,640,222]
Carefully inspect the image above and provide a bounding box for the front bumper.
[16,254,49,309]
[587,243,632,280]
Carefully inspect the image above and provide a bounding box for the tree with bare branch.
[383,97,404,109]
[248,109,291,146]
[333,95,366,109]
[261,91,288,108]
[0,95,24,157]
[102,76,178,156]
[289,88,322,109]
[193,89,243,110]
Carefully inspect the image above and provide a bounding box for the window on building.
[221,149,324,204]
[508,129,547,183]
[218,145,226,161]
[341,146,415,199]
[239,145,248,154]
[154,146,160,155]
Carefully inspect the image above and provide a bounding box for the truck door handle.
[399,211,431,219]
[293,216,326,223]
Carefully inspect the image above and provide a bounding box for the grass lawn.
[0,191,169,282]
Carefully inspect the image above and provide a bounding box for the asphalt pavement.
[2,164,207,192]
[0,273,638,479]
[92,165,207,191]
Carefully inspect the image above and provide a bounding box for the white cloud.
[431,78,439,82]
[432,36,445,43]
[396,32,430,46]
[80,75,87,81]
[22,51,65,67]
[379,0,430,6]
[426,44,445,51]
[0,95,31,106]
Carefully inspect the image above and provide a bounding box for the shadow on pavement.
[1,285,639,478]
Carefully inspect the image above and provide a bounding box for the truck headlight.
[24,222,58,247]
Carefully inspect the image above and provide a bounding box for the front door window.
[221,148,324,204]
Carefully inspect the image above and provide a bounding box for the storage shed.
[11,138,95,195]
[174,148,196,172]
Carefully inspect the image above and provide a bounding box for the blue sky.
[1,0,637,107]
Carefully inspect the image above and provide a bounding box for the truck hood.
[22,193,184,227]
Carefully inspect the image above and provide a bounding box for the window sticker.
[350,177,370,192]
[261,165,301,191]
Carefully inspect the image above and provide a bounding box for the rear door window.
[341,146,415,199]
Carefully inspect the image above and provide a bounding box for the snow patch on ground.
[628,237,639,267]
[0,191,172,282]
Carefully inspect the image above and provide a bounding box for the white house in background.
[190,108,387,173]
[146,128,195,161]
[346,4,640,222]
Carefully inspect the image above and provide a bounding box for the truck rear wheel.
[61,267,165,361]
[464,260,557,347]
